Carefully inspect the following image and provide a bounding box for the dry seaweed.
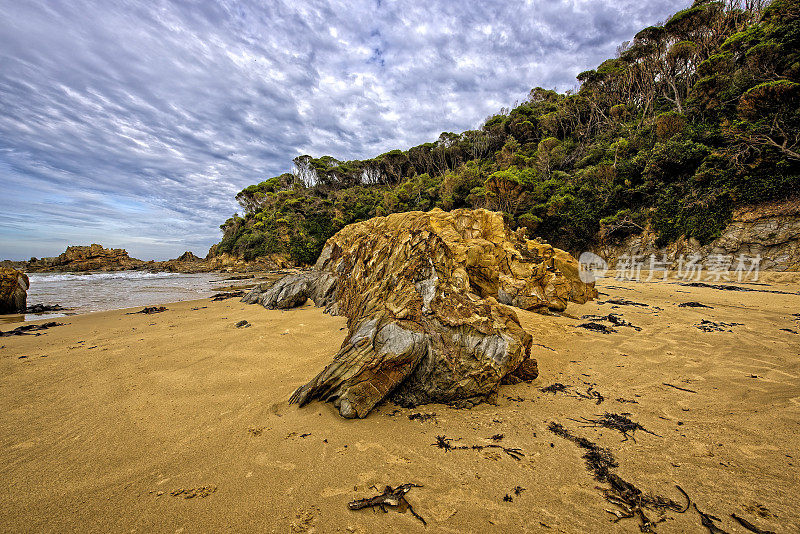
[541,383,604,404]
[599,298,649,307]
[582,313,642,331]
[433,435,524,460]
[681,282,798,295]
[126,306,166,315]
[548,422,688,532]
[568,412,660,442]
[731,513,776,534]
[694,504,730,534]
[575,387,605,405]
[408,412,436,422]
[678,302,713,308]
[0,321,65,337]
[349,483,426,526]
[696,319,742,332]
[211,290,245,301]
[541,383,568,394]
[576,322,615,334]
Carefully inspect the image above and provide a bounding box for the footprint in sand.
[290,506,320,533]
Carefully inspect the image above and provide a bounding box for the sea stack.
[243,208,597,418]
[0,267,29,314]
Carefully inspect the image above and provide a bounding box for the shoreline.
[2,277,799,532]
[0,270,287,325]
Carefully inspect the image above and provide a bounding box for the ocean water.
[1,271,229,324]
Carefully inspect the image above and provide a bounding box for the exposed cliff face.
[243,208,597,418]
[0,267,29,314]
[596,200,800,271]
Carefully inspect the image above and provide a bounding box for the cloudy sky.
[0,0,689,260]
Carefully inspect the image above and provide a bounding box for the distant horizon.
[1,0,689,261]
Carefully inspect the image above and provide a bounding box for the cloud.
[0,0,688,260]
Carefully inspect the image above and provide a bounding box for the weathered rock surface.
[242,208,597,418]
[0,267,29,314]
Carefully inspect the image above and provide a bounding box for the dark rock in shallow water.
[25,303,65,313]
[242,208,596,418]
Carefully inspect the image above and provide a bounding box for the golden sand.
[2,276,799,533]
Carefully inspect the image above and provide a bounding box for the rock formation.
[242,208,597,418]
[0,267,29,314]
[26,244,146,272]
[597,198,800,271]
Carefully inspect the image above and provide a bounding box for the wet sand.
[1,275,799,533]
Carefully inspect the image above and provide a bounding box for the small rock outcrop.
[176,251,201,262]
[243,208,597,418]
[0,267,29,314]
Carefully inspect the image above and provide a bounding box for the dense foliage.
[215,0,799,264]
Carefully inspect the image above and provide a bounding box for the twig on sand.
[433,435,524,460]
[663,382,697,394]
[349,484,426,526]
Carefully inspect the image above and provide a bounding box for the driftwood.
[433,435,524,460]
[348,484,426,525]
[0,321,65,337]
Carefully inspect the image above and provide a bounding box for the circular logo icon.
[578,252,608,283]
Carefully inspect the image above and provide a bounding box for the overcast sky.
[0,0,689,260]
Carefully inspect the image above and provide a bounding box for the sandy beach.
[2,275,799,533]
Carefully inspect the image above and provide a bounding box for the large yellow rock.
[243,208,597,417]
[0,267,29,314]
